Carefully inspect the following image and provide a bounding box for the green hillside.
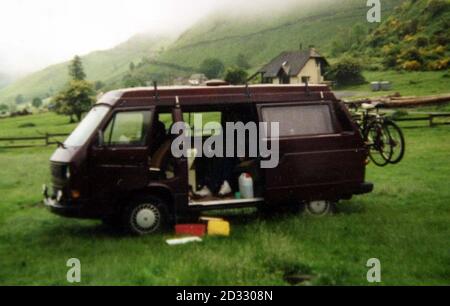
[121,0,405,84]
[0,0,432,103]
[358,0,450,70]
[0,34,171,105]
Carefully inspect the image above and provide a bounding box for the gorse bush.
[351,0,450,71]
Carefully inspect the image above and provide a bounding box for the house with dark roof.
[258,48,328,85]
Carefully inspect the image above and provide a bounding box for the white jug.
[239,173,254,199]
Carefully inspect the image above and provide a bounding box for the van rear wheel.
[304,200,336,216]
[123,197,168,235]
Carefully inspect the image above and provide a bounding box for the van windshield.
[64,105,110,147]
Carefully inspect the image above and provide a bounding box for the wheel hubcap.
[136,209,156,228]
[132,204,160,232]
[307,201,329,215]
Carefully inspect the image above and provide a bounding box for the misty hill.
[121,0,404,84]
[0,0,409,105]
[0,73,13,90]
[0,34,171,105]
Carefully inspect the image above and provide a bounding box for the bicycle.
[350,102,405,167]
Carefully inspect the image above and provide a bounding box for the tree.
[15,94,25,104]
[200,58,225,79]
[53,80,95,122]
[53,56,94,122]
[0,104,8,113]
[236,53,251,69]
[32,97,43,108]
[69,55,86,81]
[224,66,248,85]
[326,58,366,86]
[94,81,105,91]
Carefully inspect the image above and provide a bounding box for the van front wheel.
[124,197,168,235]
[304,200,336,216]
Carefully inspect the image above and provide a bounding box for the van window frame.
[257,101,343,139]
[101,107,154,148]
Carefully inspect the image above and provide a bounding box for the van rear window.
[261,104,336,137]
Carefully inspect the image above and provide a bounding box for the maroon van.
[43,84,373,235]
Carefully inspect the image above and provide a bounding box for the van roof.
[98,84,337,108]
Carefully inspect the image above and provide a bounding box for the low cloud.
[0,0,314,77]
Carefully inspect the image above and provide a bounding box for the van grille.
[50,162,67,188]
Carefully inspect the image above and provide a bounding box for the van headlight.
[65,167,71,179]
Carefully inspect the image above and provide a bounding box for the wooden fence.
[393,112,450,128]
[1,112,449,149]
[0,133,70,149]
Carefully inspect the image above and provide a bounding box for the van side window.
[104,111,152,146]
[261,104,335,137]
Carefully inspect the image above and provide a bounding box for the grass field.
[0,113,449,285]
[338,70,450,100]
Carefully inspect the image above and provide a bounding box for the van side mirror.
[97,130,105,147]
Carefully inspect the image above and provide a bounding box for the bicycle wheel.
[383,119,405,164]
[364,121,392,167]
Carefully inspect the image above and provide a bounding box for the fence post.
[45,133,49,146]
[429,115,434,128]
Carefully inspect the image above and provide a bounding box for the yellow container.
[207,220,230,236]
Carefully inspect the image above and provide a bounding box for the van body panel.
[44,84,372,221]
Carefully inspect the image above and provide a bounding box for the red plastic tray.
[175,224,206,237]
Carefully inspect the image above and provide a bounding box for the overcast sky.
[0,0,224,76]
[0,0,301,77]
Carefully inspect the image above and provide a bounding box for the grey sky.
[0,0,301,77]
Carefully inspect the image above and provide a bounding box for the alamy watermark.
[170,114,280,169]
[66,258,81,283]
[367,0,381,23]
[366,258,381,283]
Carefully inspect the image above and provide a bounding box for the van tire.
[123,196,168,235]
[304,200,336,216]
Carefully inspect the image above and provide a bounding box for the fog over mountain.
[0,0,304,81]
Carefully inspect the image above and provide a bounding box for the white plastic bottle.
[239,173,254,199]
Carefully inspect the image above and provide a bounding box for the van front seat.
[149,139,172,179]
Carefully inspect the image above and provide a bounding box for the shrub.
[224,66,248,85]
[427,58,450,70]
[426,0,450,17]
[416,36,429,47]
[32,97,43,108]
[383,55,398,69]
[402,60,422,71]
[200,58,225,79]
[326,58,366,86]
[401,48,424,63]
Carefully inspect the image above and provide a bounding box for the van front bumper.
[42,184,98,219]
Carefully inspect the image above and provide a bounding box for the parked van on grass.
[43,84,373,235]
